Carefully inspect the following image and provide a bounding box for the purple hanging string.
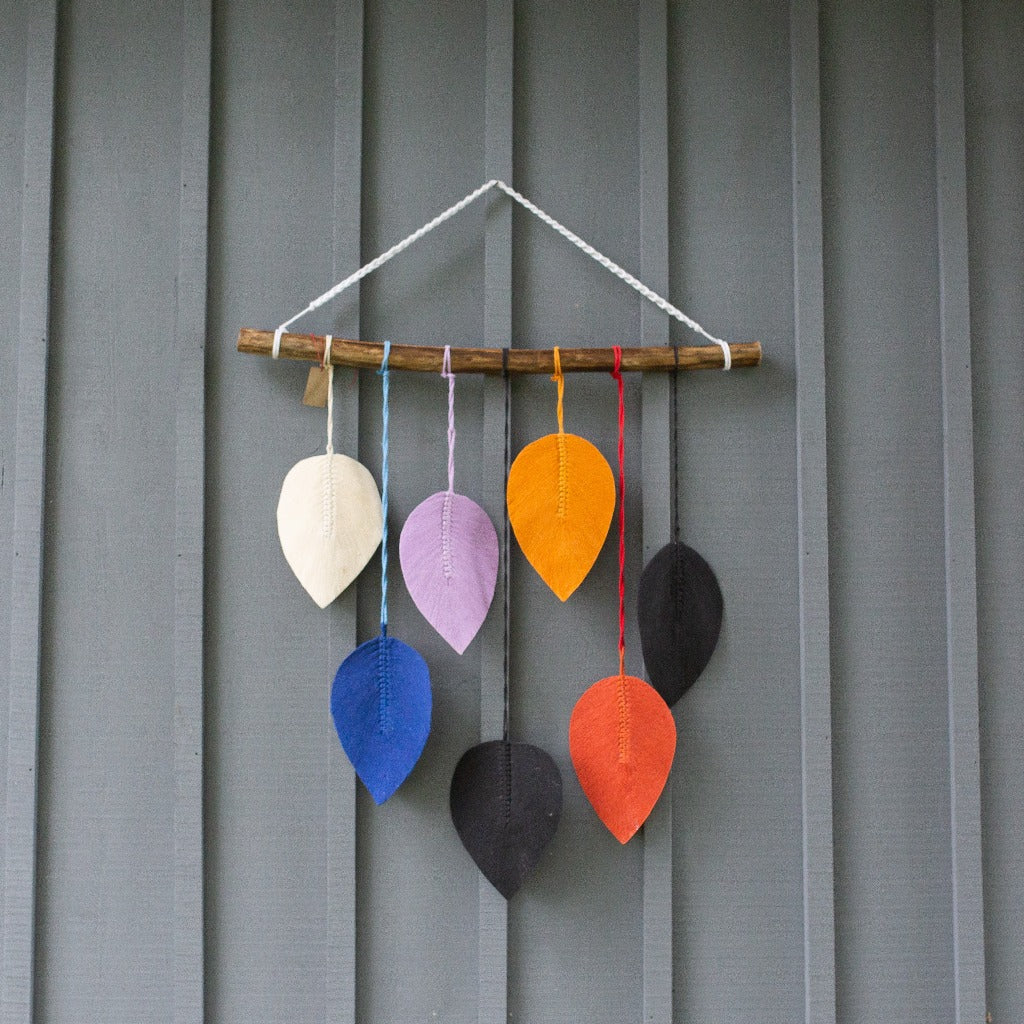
[442,345,456,495]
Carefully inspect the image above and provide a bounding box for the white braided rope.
[276,180,495,337]
[276,179,731,369]
[491,181,730,368]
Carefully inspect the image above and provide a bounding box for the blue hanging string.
[378,340,391,636]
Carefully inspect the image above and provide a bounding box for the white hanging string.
[324,334,334,454]
[274,180,732,370]
[322,333,335,540]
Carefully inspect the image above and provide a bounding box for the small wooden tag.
[302,366,330,407]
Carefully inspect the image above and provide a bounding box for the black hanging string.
[502,347,511,743]
[671,344,680,544]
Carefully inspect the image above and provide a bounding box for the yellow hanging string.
[551,347,567,518]
[551,346,565,435]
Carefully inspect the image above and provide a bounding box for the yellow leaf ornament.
[506,348,615,601]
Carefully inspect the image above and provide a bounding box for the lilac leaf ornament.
[400,491,498,654]
[399,347,498,653]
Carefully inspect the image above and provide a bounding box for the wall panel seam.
[639,1,672,1022]
[1,3,58,1023]
[326,2,365,1021]
[478,0,514,1019]
[174,2,212,1022]
[932,0,986,1019]
[790,0,837,1021]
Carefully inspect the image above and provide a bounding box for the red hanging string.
[611,346,626,677]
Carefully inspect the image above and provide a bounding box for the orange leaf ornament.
[506,349,614,601]
[569,673,676,843]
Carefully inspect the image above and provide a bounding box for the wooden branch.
[237,328,762,373]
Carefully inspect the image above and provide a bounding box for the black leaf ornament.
[637,541,723,706]
[450,740,562,899]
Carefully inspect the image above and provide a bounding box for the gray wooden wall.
[2,1,1022,1022]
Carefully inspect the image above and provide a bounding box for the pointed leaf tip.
[331,634,432,803]
[399,491,498,654]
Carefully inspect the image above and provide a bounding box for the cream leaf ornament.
[277,453,383,608]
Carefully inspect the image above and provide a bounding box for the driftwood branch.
[237,328,761,374]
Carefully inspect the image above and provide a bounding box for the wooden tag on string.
[303,365,330,407]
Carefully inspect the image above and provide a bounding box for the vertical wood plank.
[174,1,212,1023]
[510,7,644,1013]
[668,4,802,1016]
[479,0,512,1020]
[822,4,954,1018]
[638,1,672,1022]
[0,5,29,728]
[965,3,1024,1015]
[356,7,484,1018]
[327,2,363,1022]
[790,1,837,1022]
[932,1,986,1019]
[205,4,345,1018]
[1,2,57,1022]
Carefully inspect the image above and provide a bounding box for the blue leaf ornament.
[331,633,432,804]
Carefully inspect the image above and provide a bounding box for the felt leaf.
[399,491,498,654]
[450,740,563,899]
[569,674,676,843]
[277,454,382,608]
[506,433,615,601]
[637,542,723,706]
[331,634,432,804]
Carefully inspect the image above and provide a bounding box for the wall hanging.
[239,179,761,882]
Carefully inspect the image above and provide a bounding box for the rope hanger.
[237,179,762,373]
